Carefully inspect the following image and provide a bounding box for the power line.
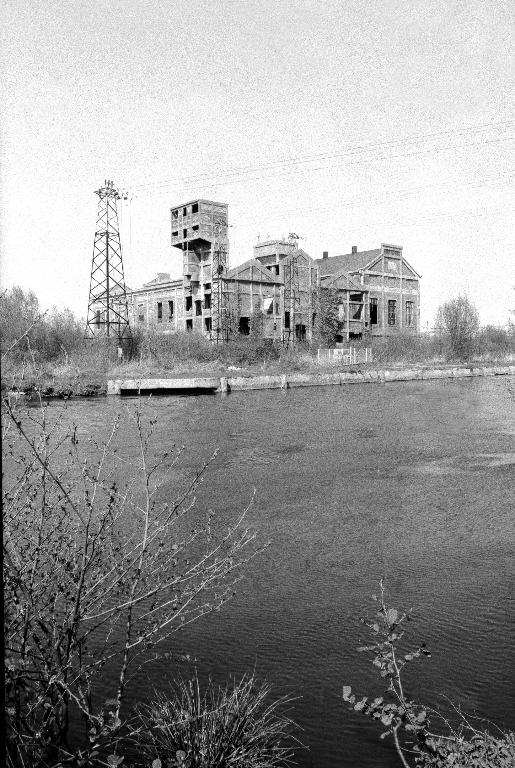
[125,119,513,195]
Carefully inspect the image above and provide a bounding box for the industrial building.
[127,199,421,342]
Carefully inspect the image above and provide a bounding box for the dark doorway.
[239,317,250,335]
[295,324,306,341]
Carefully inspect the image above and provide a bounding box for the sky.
[1,0,514,328]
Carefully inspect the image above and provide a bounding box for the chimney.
[322,250,329,259]
[351,245,358,254]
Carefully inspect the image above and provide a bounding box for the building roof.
[315,248,382,276]
[321,271,366,292]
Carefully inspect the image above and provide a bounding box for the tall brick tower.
[170,200,229,340]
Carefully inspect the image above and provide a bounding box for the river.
[31,377,515,765]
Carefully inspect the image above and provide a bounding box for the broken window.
[183,228,188,238]
[263,297,274,314]
[284,311,290,329]
[405,300,414,327]
[195,300,202,316]
[351,304,362,320]
[172,209,178,219]
[185,296,192,311]
[274,264,279,275]
[204,294,211,309]
[183,206,188,216]
[192,224,199,231]
[204,317,212,331]
[204,282,211,290]
[312,312,317,327]
[186,319,193,331]
[370,297,378,325]
[168,300,174,320]
[192,202,199,214]
[388,299,396,326]
[172,231,178,237]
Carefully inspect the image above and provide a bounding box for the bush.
[435,295,480,361]
[134,673,297,768]
[342,581,515,768]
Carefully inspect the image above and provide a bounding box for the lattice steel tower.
[85,180,132,340]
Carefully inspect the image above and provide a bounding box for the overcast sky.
[1,0,514,327]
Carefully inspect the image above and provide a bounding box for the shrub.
[342,581,514,768]
[3,394,259,767]
[434,295,480,361]
[134,673,297,767]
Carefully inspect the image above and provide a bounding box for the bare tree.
[3,393,260,767]
[434,295,480,361]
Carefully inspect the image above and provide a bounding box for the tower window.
[204,294,211,309]
[172,230,178,237]
[192,202,199,214]
[172,209,178,219]
[185,296,192,311]
[205,317,212,331]
[195,300,202,316]
[183,206,188,216]
[183,228,188,238]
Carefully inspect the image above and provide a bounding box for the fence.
[317,347,372,365]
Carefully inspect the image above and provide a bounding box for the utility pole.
[85,180,132,344]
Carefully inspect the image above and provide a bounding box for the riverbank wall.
[107,364,515,395]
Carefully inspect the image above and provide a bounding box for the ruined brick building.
[127,199,421,342]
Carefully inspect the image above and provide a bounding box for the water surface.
[46,377,515,766]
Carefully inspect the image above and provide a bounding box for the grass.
[133,673,298,768]
[2,330,514,397]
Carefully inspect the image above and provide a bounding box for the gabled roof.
[321,270,366,292]
[315,248,382,276]
[227,258,282,284]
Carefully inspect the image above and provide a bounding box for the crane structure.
[85,180,132,342]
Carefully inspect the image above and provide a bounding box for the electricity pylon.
[85,180,132,342]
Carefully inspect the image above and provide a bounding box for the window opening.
[204,294,211,309]
[183,228,188,238]
[157,302,162,321]
[370,297,378,325]
[192,202,199,214]
[186,319,193,331]
[195,300,202,316]
[239,317,250,335]
[405,300,414,327]
[388,299,396,326]
[168,300,174,320]
[185,296,192,311]
[284,311,290,329]
[204,317,212,331]
[183,206,188,216]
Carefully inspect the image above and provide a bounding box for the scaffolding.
[85,180,132,342]
[210,218,231,342]
[282,233,304,344]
